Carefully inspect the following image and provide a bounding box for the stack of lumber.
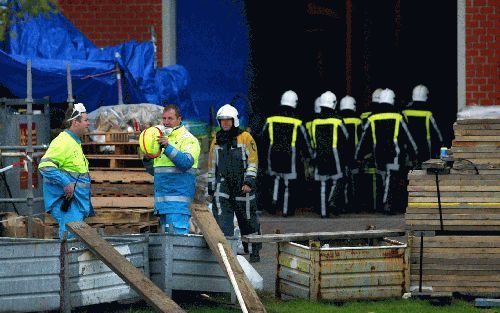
[451,119,500,174]
[408,235,500,297]
[82,131,143,170]
[406,170,500,231]
[406,117,500,297]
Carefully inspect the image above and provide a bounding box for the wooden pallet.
[82,131,140,143]
[92,183,153,197]
[409,234,500,297]
[91,170,153,183]
[86,154,144,170]
[92,196,154,209]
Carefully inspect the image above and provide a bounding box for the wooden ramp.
[67,222,185,313]
[190,203,267,313]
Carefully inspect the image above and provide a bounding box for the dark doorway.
[245,0,457,145]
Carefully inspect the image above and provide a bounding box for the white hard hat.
[372,88,383,103]
[216,104,239,128]
[379,88,395,105]
[281,90,298,108]
[319,91,337,110]
[340,95,356,112]
[412,84,429,102]
[314,97,321,114]
[67,102,87,122]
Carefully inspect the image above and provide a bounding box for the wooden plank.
[66,222,185,313]
[92,183,153,197]
[408,185,500,192]
[242,229,406,243]
[451,145,500,152]
[92,197,154,208]
[407,202,500,208]
[455,119,500,124]
[190,203,266,313]
[86,154,140,160]
[451,140,500,147]
[454,129,500,136]
[454,123,500,130]
[408,197,499,203]
[409,191,500,198]
[405,213,500,220]
[452,152,500,159]
[91,170,153,183]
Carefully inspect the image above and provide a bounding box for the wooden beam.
[242,229,406,243]
[190,203,266,313]
[66,222,185,313]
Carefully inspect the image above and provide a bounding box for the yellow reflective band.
[360,112,371,119]
[266,116,303,147]
[343,118,362,144]
[368,113,402,144]
[311,118,343,148]
[403,109,432,139]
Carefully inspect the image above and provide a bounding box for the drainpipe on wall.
[162,0,177,66]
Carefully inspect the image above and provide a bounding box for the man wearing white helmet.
[338,95,363,213]
[39,103,94,239]
[360,88,383,121]
[355,89,418,214]
[208,104,261,262]
[402,84,443,165]
[261,90,312,217]
[309,91,350,217]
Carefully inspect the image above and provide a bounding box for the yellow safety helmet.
[139,126,164,158]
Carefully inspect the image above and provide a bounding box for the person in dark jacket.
[402,84,443,166]
[261,90,312,217]
[356,88,418,214]
[310,91,350,217]
[338,95,363,212]
[208,104,261,262]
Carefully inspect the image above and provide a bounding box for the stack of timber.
[451,119,500,174]
[406,117,500,297]
[82,131,144,170]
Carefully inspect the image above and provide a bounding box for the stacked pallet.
[406,118,500,297]
[451,119,500,174]
[82,131,143,170]
[406,170,500,231]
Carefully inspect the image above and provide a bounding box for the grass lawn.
[74,292,499,313]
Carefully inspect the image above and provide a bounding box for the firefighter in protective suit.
[402,84,443,166]
[261,90,312,216]
[310,91,350,217]
[338,95,362,212]
[355,89,418,214]
[360,88,383,121]
[208,104,261,262]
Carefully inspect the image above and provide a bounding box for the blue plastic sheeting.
[0,0,251,123]
[0,10,196,118]
[177,0,250,125]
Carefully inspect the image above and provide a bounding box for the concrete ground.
[241,211,406,293]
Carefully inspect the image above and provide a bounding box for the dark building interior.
[245,0,457,146]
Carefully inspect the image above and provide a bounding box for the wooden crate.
[277,238,409,301]
[82,131,140,143]
[409,234,500,297]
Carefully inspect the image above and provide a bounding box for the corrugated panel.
[0,237,148,312]
[0,239,61,312]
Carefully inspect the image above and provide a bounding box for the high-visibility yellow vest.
[266,116,303,147]
[39,131,88,173]
[367,113,403,144]
[402,109,433,140]
[343,117,362,145]
[311,118,344,148]
[153,125,200,168]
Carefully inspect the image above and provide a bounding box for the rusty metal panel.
[320,285,403,301]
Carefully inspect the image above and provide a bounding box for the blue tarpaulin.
[0,0,250,123]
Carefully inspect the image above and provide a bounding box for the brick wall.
[465,0,499,105]
[58,0,162,65]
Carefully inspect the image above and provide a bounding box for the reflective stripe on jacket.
[153,125,200,215]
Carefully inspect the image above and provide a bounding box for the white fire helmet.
[412,84,429,102]
[216,104,239,128]
[281,90,298,108]
[340,95,356,112]
[319,91,337,110]
[379,88,395,105]
[372,88,383,103]
[314,97,321,114]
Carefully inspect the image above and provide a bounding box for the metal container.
[277,238,409,301]
[0,237,149,312]
[0,99,51,214]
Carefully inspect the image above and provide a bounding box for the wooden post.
[190,203,266,313]
[309,240,321,301]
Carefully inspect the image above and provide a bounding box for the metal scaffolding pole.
[26,60,34,237]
